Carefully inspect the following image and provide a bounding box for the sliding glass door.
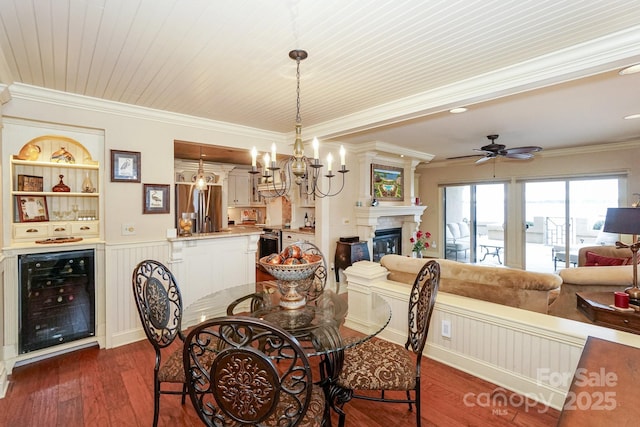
[444,183,505,264]
[524,177,620,272]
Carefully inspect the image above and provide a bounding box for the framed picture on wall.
[371,164,404,201]
[111,150,141,182]
[143,184,170,214]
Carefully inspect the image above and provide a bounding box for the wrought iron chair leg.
[407,390,413,411]
[181,383,187,404]
[153,381,160,427]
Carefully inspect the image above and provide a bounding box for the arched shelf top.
[14,135,98,166]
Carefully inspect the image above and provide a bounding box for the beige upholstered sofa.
[379,255,562,314]
[548,245,634,321]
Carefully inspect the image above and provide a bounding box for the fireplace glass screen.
[372,228,402,262]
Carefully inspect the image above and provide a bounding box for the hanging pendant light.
[249,49,349,199]
[195,147,207,191]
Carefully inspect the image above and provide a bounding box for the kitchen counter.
[289,227,315,234]
[168,226,263,242]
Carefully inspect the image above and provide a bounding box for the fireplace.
[353,205,427,262]
[372,228,402,262]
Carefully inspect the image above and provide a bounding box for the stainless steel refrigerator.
[175,182,222,234]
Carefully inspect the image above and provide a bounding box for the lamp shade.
[603,207,640,235]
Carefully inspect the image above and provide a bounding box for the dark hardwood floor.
[0,337,559,426]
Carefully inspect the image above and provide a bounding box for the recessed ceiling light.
[624,114,640,120]
[619,64,640,75]
[449,107,468,114]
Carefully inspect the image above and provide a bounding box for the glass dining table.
[182,280,392,423]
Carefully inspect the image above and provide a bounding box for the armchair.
[445,222,471,261]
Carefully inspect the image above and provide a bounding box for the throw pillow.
[584,251,630,266]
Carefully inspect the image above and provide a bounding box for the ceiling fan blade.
[504,146,542,155]
[447,154,485,160]
[475,155,493,164]
[504,152,534,160]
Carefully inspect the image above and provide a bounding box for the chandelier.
[249,49,348,199]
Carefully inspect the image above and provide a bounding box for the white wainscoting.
[106,234,259,348]
[344,261,640,411]
[105,240,171,348]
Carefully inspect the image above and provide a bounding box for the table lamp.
[603,207,640,303]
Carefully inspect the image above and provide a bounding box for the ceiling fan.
[472,135,542,164]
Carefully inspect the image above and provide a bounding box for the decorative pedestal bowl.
[259,257,322,309]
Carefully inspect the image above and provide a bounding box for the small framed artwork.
[143,184,170,214]
[371,164,404,201]
[17,174,44,192]
[111,150,141,182]
[16,195,49,222]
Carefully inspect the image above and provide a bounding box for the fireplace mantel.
[353,205,428,258]
[354,205,427,227]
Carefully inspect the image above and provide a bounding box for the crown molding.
[350,140,435,163]
[6,83,285,143]
[304,25,640,141]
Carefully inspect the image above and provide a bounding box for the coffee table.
[576,291,640,334]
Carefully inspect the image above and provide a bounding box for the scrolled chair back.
[294,241,327,302]
[132,259,184,349]
[183,316,324,426]
[406,259,440,355]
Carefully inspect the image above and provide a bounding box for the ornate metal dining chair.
[334,260,440,427]
[297,241,328,302]
[131,259,188,427]
[183,316,325,426]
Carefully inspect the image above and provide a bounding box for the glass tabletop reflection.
[182,280,392,357]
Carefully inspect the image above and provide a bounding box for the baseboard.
[0,362,8,398]
[111,328,147,348]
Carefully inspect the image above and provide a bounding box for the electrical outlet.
[441,319,451,338]
[122,223,136,235]
[431,241,437,248]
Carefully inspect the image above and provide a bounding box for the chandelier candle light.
[249,49,348,198]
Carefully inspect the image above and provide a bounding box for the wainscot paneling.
[344,261,640,411]
[105,241,171,348]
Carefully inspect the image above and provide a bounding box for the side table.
[576,291,640,335]
[334,241,370,283]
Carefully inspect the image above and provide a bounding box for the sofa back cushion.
[379,255,562,313]
[578,246,633,266]
[584,251,631,266]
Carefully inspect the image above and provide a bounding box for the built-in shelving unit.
[9,136,101,244]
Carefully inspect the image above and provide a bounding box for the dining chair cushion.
[337,339,416,390]
[272,385,325,426]
[157,347,185,383]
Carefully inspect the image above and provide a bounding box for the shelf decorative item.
[52,175,71,192]
[50,147,75,163]
[16,143,41,161]
[81,173,96,193]
[18,174,44,192]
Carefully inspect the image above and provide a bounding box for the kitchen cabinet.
[228,171,251,206]
[282,230,315,247]
[10,136,101,244]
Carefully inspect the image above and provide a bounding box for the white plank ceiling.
[0,0,639,161]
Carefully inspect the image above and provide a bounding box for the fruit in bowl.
[259,244,322,282]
